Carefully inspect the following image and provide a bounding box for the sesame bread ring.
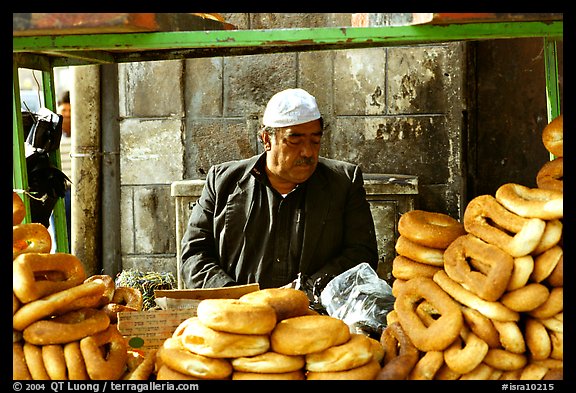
[542,114,563,157]
[483,348,527,371]
[270,315,350,356]
[239,288,310,321]
[463,195,546,257]
[392,255,442,280]
[156,364,201,380]
[80,325,128,380]
[232,351,305,373]
[23,342,51,380]
[506,255,534,291]
[13,342,32,380]
[367,336,385,364]
[84,274,115,308]
[159,337,232,380]
[432,270,519,322]
[63,341,90,380]
[443,234,514,302]
[13,279,106,331]
[13,223,52,260]
[112,286,143,311]
[23,307,110,345]
[394,276,463,352]
[537,157,563,193]
[197,298,276,334]
[546,254,563,287]
[124,349,157,381]
[13,191,26,226]
[398,210,466,249]
[395,235,444,267]
[306,333,374,372]
[377,322,419,380]
[531,245,562,283]
[492,320,526,354]
[525,317,552,360]
[533,219,562,255]
[232,370,305,380]
[181,317,270,358]
[13,252,86,304]
[500,283,549,312]
[495,183,563,220]
[408,350,444,380]
[42,344,68,380]
[443,327,489,374]
[528,286,563,319]
[307,359,381,380]
[460,305,500,349]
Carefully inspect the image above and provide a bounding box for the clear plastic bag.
[320,262,395,338]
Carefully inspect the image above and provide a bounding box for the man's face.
[58,102,71,136]
[264,119,323,189]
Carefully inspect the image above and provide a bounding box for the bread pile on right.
[378,114,563,380]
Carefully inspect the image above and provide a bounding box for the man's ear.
[260,131,272,151]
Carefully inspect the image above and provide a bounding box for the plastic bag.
[320,262,395,338]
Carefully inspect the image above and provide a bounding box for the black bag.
[23,107,63,153]
[26,151,71,227]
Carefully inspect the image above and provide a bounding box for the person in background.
[180,88,379,289]
[52,90,72,250]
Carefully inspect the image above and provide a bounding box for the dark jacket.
[180,153,378,289]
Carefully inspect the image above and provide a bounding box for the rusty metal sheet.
[13,13,235,36]
[412,13,563,25]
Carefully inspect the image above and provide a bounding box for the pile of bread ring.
[379,115,563,380]
[13,191,147,380]
[154,288,385,380]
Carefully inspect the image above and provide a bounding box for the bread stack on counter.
[377,114,563,380]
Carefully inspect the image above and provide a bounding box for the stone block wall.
[118,13,467,279]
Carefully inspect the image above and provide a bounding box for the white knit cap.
[262,88,321,127]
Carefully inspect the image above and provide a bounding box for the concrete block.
[120,118,184,184]
[185,57,223,118]
[133,185,175,254]
[120,186,134,254]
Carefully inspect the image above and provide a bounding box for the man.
[180,88,378,289]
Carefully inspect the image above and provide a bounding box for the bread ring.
[13,279,106,331]
[546,254,563,287]
[434,363,462,380]
[13,252,86,304]
[520,363,550,380]
[367,336,385,364]
[377,322,419,380]
[395,235,444,267]
[443,234,514,301]
[460,305,500,348]
[398,210,466,249]
[529,286,563,319]
[463,195,546,257]
[232,351,304,373]
[306,359,381,380]
[525,317,552,360]
[159,337,232,379]
[13,342,32,380]
[101,303,137,324]
[181,317,270,358]
[13,223,52,260]
[233,370,305,380]
[392,255,442,280]
[271,315,350,356]
[239,288,310,321]
[531,245,562,283]
[197,298,276,334]
[42,344,68,380]
[408,350,444,380]
[156,364,201,380]
[459,362,495,380]
[540,313,563,333]
[542,114,563,157]
[432,270,519,322]
[550,330,563,360]
[13,191,26,225]
[506,255,534,291]
[124,349,157,380]
[443,328,489,374]
[23,342,51,380]
[537,157,563,193]
[23,307,110,345]
[543,367,564,380]
[112,286,143,311]
[500,283,549,312]
[492,320,526,354]
[306,333,374,372]
[495,183,563,220]
[84,274,115,307]
[483,348,527,371]
[80,325,128,380]
[533,219,563,255]
[63,341,90,380]
[394,276,463,352]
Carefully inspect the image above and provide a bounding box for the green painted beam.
[14,21,562,56]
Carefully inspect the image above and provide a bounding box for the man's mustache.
[294,157,316,166]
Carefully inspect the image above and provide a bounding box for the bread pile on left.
[12,191,148,380]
